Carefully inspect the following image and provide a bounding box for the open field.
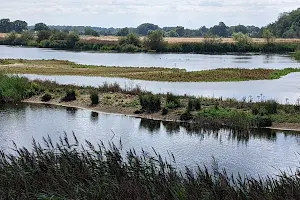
[81,35,300,44]
[0,33,6,40]
[1,59,300,82]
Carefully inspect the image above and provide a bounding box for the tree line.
[0,18,27,33]
[1,7,300,38]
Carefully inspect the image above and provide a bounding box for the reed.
[1,134,300,199]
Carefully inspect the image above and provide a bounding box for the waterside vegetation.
[2,74,300,131]
[1,59,300,82]
[1,134,300,199]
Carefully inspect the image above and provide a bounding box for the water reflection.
[66,107,77,117]
[1,103,300,178]
[138,118,298,144]
[139,118,161,133]
[90,111,99,122]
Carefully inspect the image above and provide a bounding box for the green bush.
[293,50,300,61]
[253,116,272,127]
[251,100,278,115]
[0,74,33,103]
[139,93,161,112]
[41,92,52,102]
[61,89,76,102]
[120,44,139,52]
[166,93,181,108]
[180,110,193,121]
[187,98,201,111]
[162,107,169,115]
[90,91,99,105]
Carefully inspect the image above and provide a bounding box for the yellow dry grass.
[0,33,7,40]
[79,35,300,44]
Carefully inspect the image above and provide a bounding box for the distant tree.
[12,20,27,33]
[37,30,51,42]
[20,31,35,42]
[175,26,185,37]
[136,23,160,35]
[210,22,228,37]
[233,24,248,34]
[117,27,130,36]
[84,28,99,36]
[34,23,49,31]
[144,30,165,51]
[0,19,11,33]
[262,29,275,44]
[168,30,179,37]
[4,32,17,44]
[50,31,68,41]
[119,33,141,47]
[199,26,209,36]
[232,32,253,50]
[66,33,80,48]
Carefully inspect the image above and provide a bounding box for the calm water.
[22,73,300,104]
[1,46,299,71]
[1,104,299,178]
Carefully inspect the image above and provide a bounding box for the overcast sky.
[0,0,299,28]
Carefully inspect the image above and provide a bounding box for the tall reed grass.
[1,133,299,199]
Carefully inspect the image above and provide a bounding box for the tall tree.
[136,23,159,35]
[12,20,28,33]
[34,23,49,31]
[117,27,130,36]
[144,30,165,51]
[0,19,11,33]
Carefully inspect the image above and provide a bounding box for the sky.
[0,0,299,28]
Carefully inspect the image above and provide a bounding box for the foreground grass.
[1,133,300,199]
[1,59,300,82]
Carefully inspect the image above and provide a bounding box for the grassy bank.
[2,74,300,130]
[292,50,300,61]
[1,59,300,82]
[1,134,300,199]
[0,73,42,103]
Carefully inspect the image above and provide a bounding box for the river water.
[0,103,299,178]
[2,45,300,103]
[1,45,299,71]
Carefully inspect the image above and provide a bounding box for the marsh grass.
[1,133,300,199]
[0,73,42,103]
[292,50,300,61]
[1,59,300,82]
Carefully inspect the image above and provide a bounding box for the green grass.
[1,133,300,199]
[0,74,42,103]
[292,50,300,61]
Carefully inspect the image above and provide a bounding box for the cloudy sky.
[0,0,299,28]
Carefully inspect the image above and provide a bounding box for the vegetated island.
[1,59,300,82]
[1,73,300,131]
